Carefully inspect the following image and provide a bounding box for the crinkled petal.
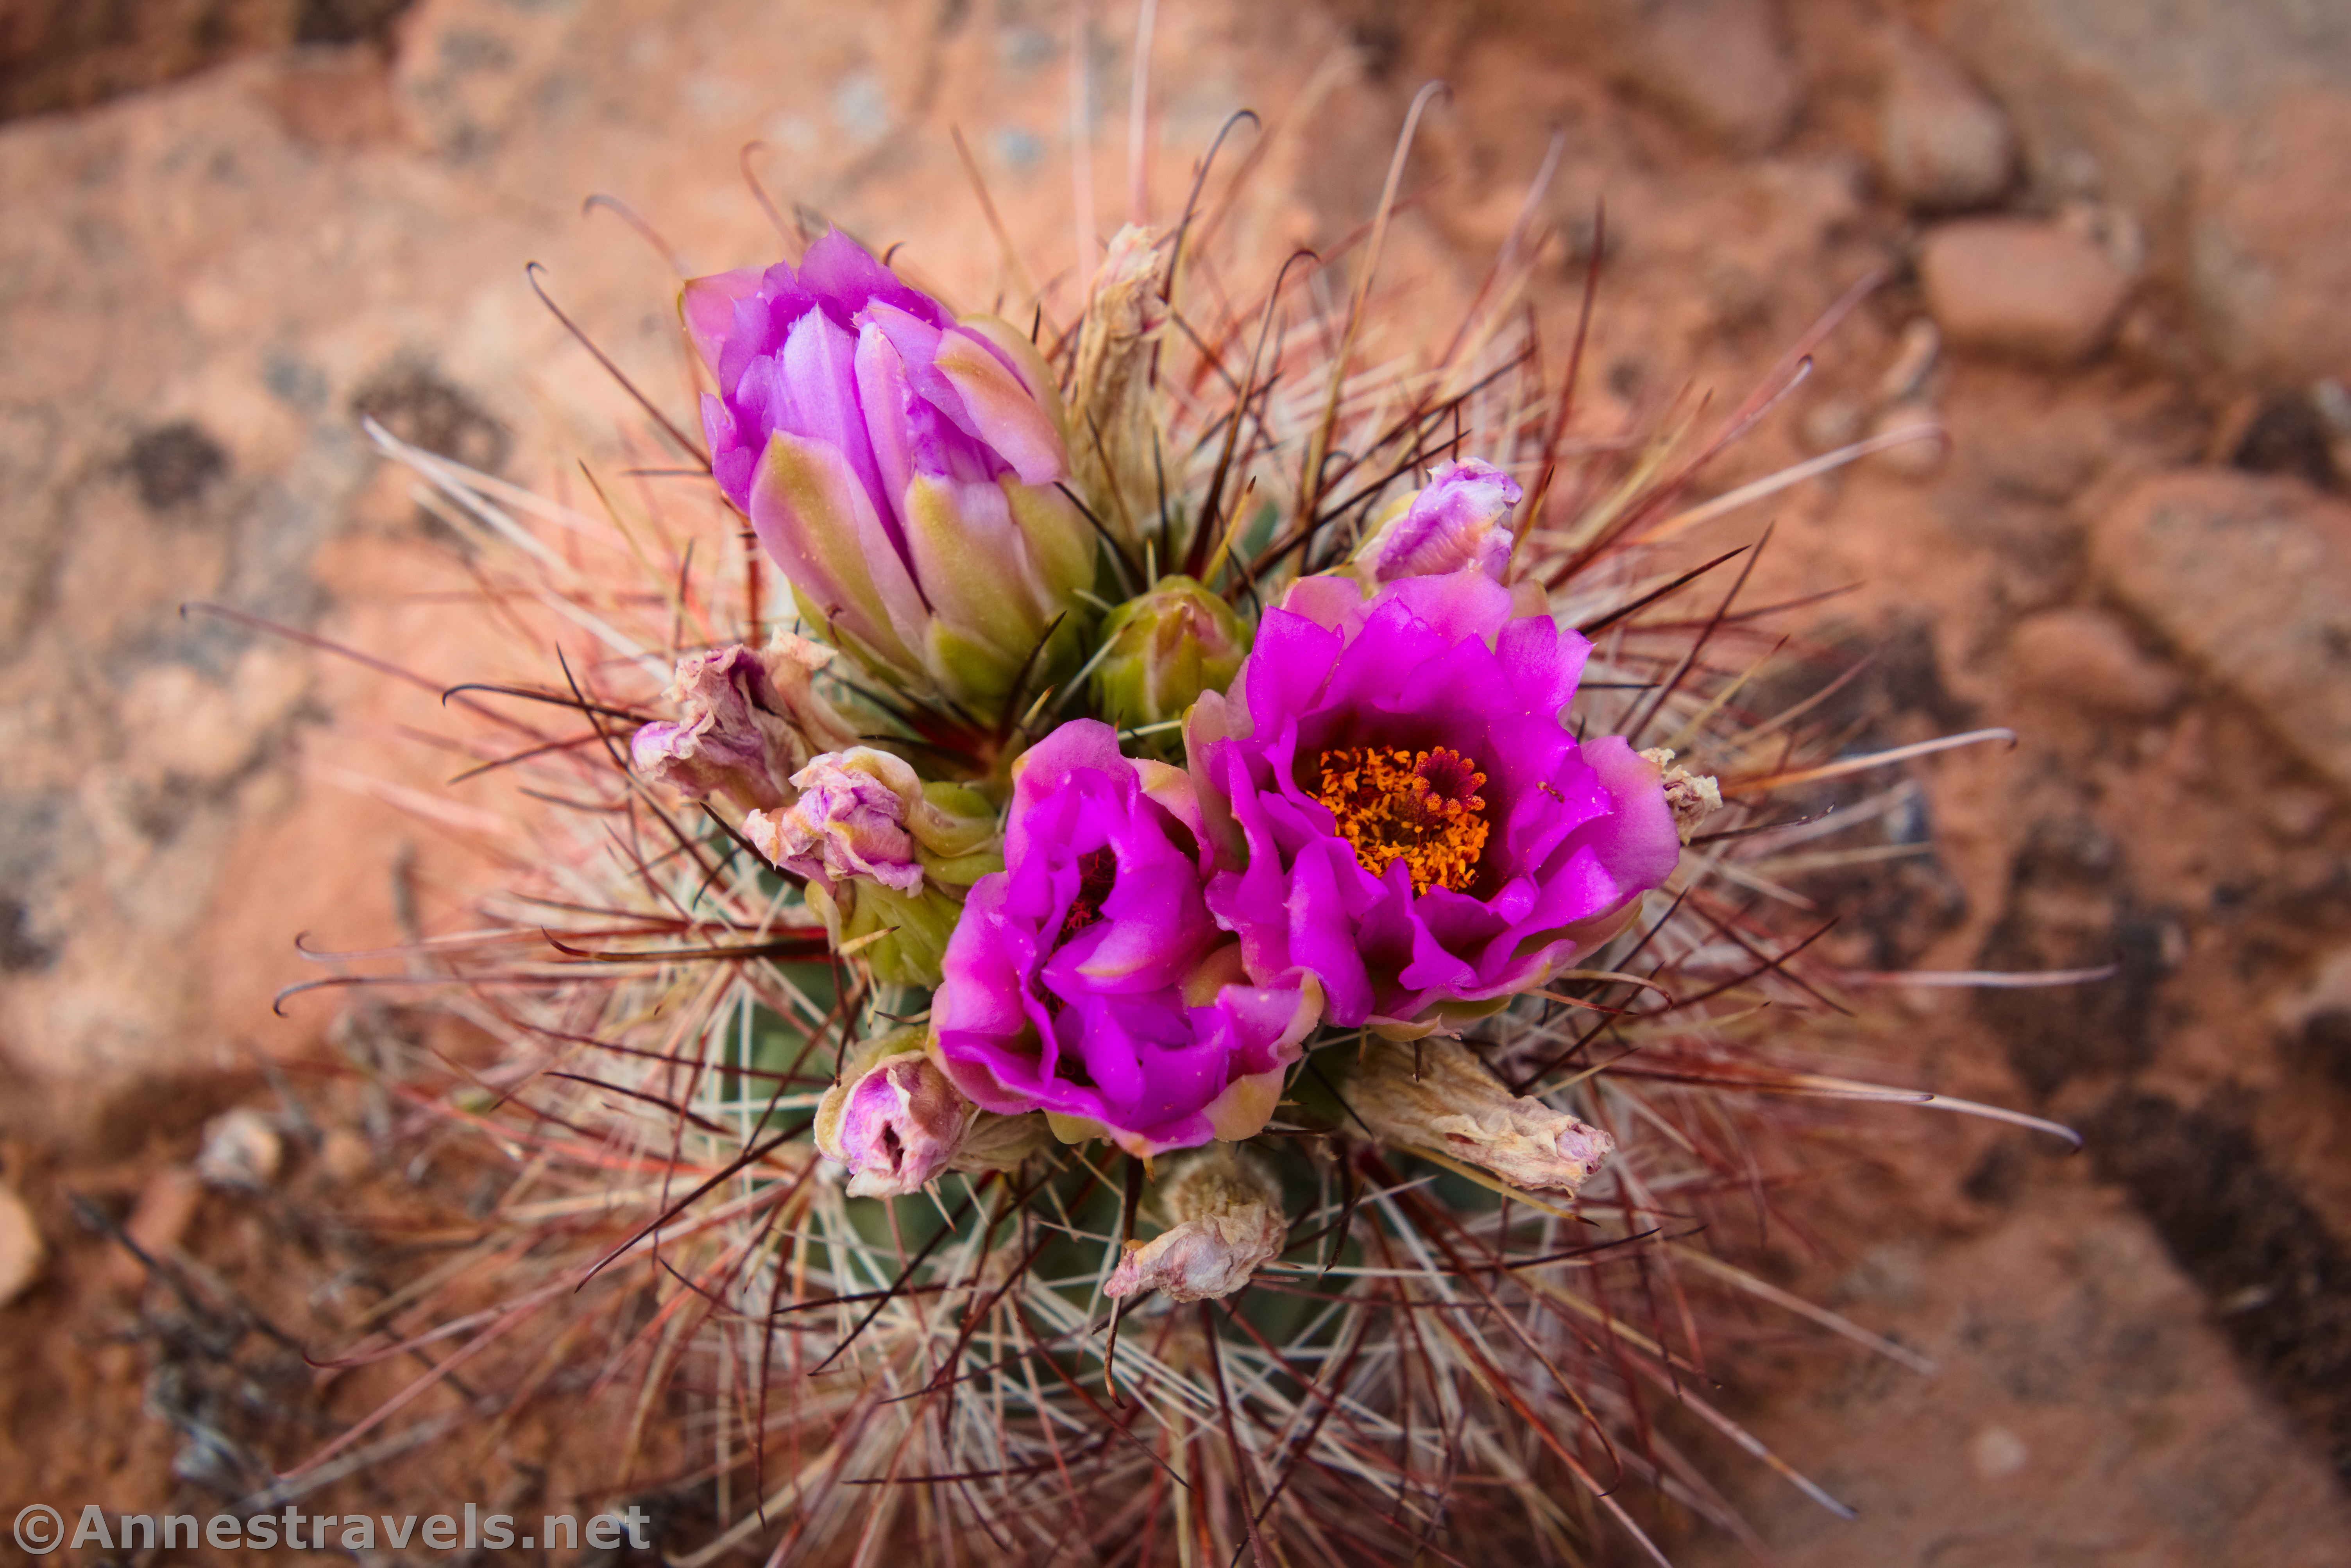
[936,719,1319,1153]
[1359,458,1524,582]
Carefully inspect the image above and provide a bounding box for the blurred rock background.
[1,0,2347,1561]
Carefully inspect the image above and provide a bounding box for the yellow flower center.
[1310,745,1491,895]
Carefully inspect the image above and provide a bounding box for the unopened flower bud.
[1353,459,1523,584]
[689,230,1095,714]
[1348,1036,1614,1197]
[630,634,858,811]
[1091,575,1248,737]
[1105,1144,1288,1304]
[1637,746,1722,842]
[1067,224,1169,550]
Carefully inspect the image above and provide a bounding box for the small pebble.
[0,1186,43,1308]
[1866,399,1947,480]
[1612,0,1801,154]
[110,1168,203,1290]
[2263,784,2332,843]
[1879,30,2015,211]
[2009,608,2181,717]
[1875,318,1943,405]
[195,1108,284,1190]
[1801,394,1866,454]
[1969,1425,2030,1480]
[318,1129,375,1184]
[1920,218,2133,366]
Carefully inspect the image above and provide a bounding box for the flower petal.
[748,432,926,676]
[681,267,768,377]
[934,325,1069,485]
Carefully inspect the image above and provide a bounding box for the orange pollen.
[1310,745,1491,895]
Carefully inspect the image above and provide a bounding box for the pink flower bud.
[1349,1036,1614,1197]
[750,748,925,893]
[1354,458,1523,584]
[690,229,1093,712]
[1104,1145,1288,1304]
[819,1051,969,1198]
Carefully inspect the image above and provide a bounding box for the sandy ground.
[3,0,2349,1562]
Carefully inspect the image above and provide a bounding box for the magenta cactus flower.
[1187,568,1682,1034]
[682,231,1093,705]
[934,720,1321,1156]
[1353,458,1524,584]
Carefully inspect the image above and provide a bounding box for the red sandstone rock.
[1879,27,2015,211]
[2190,91,2351,384]
[1920,217,2131,365]
[2094,470,2351,792]
[0,1185,41,1308]
[1935,0,2351,383]
[2007,606,2181,717]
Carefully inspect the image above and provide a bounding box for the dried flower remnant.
[814,1030,1049,1197]
[1639,746,1724,841]
[1066,224,1170,549]
[753,748,925,892]
[1349,1035,1616,1196]
[687,230,1094,707]
[1104,1143,1288,1303]
[815,1034,967,1197]
[629,634,857,811]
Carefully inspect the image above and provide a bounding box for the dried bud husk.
[815,1029,1050,1197]
[1104,1144,1288,1304]
[1066,224,1169,551]
[1090,575,1248,739]
[630,633,859,812]
[1348,1036,1615,1197]
[1637,746,1723,842]
[953,1105,1055,1173]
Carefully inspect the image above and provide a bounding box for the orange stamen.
[1310,745,1491,895]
